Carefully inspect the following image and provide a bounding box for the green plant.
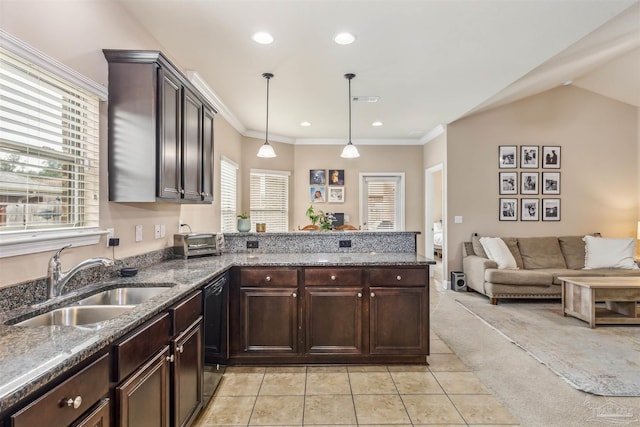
[306,205,335,230]
[237,212,249,219]
[306,205,321,225]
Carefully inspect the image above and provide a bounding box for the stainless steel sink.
[13,305,135,327]
[74,287,170,306]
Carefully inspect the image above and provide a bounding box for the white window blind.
[0,46,100,233]
[220,157,238,232]
[250,169,289,232]
[361,174,404,231]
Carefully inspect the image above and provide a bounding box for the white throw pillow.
[479,237,519,270]
[583,236,639,270]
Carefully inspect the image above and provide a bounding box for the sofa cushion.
[583,236,639,270]
[471,235,487,258]
[479,237,518,269]
[502,237,524,269]
[517,237,567,269]
[485,268,555,286]
[558,235,586,270]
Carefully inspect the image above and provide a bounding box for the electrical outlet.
[160,224,166,238]
[154,224,161,239]
[135,225,143,242]
[247,240,259,249]
[105,228,115,248]
[339,240,352,248]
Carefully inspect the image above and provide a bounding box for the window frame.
[0,30,107,258]
[359,172,406,231]
[249,168,290,232]
[219,156,238,233]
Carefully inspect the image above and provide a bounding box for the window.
[0,31,106,257]
[360,173,405,231]
[220,157,238,232]
[250,169,290,232]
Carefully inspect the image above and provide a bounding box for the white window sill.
[0,228,107,258]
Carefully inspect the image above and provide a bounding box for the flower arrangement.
[306,205,335,230]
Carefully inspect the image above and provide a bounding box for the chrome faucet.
[47,244,115,299]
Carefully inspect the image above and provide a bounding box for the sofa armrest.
[463,255,497,293]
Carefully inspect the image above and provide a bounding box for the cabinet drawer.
[368,268,427,286]
[240,268,298,287]
[305,268,362,286]
[11,353,110,427]
[113,312,171,382]
[171,290,203,334]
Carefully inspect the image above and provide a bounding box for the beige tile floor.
[194,276,520,426]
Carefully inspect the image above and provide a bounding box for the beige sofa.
[462,235,640,304]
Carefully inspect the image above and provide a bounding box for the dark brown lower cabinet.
[72,398,110,427]
[116,346,171,427]
[172,318,203,427]
[305,287,363,354]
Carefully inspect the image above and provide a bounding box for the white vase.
[237,218,251,232]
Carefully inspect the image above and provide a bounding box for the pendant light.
[257,72,276,158]
[341,73,360,158]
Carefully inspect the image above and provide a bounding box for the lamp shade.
[341,142,360,158]
[257,142,276,158]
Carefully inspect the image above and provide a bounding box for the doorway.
[425,164,444,283]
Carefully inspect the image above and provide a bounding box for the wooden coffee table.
[559,276,640,328]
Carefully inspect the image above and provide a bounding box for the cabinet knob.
[396,275,402,281]
[330,275,336,281]
[177,344,184,353]
[292,292,297,298]
[357,292,362,298]
[370,292,375,297]
[166,354,175,363]
[265,276,271,282]
[65,396,82,409]
[180,189,185,195]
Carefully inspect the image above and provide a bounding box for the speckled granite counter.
[0,252,433,414]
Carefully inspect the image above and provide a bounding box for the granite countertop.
[0,252,433,413]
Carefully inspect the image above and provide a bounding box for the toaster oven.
[174,232,223,259]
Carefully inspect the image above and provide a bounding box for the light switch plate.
[135,225,143,242]
[454,216,463,224]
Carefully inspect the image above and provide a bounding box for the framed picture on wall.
[499,145,517,168]
[542,146,561,168]
[521,172,539,194]
[542,172,560,195]
[499,198,518,221]
[520,145,539,168]
[499,172,517,195]
[521,198,539,221]
[310,186,326,203]
[328,186,345,203]
[542,198,561,221]
[309,169,326,185]
[328,169,345,186]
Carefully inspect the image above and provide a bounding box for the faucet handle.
[53,244,72,260]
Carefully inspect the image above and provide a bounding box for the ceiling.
[115,0,640,145]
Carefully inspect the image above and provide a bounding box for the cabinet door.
[240,287,298,353]
[181,87,203,201]
[71,398,110,427]
[172,318,204,427]
[116,346,171,427]
[369,287,428,354]
[305,287,363,354]
[201,106,215,202]
[158,68,182,200]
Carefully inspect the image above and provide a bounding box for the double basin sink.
[9,287,171,327]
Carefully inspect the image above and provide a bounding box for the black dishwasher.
[202,272,228,403]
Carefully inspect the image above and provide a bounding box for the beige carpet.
[454,292,640,396]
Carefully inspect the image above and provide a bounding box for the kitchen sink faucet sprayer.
[47,244,115,299]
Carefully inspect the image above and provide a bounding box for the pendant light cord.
[263,72,273,143]
[345,73,355,144]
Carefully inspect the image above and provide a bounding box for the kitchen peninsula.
[0,232,432,425]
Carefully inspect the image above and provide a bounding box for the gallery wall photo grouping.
[309,169,345,203]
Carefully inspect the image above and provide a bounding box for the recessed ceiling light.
[334,32,356,45]
[252,32,274,44]
[372,121,383,127]
[300,121,311,127]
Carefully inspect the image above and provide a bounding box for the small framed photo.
[499,145,517,169]
[328,186,345,203]
[520,145,539,168]
[542,198,561,221]
[521,172,539,195]
[521,198,539,221]
[328,169,345,186]
[499,172,517,195]
[542,172,560,195]
[310,186,325,203]
[499,198,518,221]
[542,146,561,168]
[310,169,326,185]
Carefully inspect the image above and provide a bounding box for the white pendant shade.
[257,142,276,158]
[341,142,360,158]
